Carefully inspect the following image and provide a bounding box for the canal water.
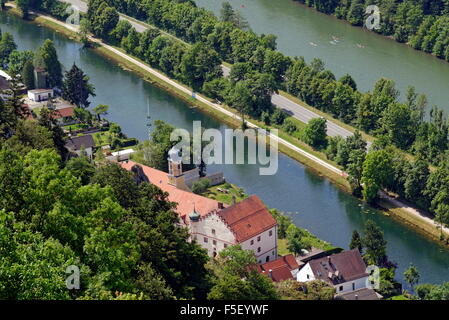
[195,0,449,113]
[2,11,449,287]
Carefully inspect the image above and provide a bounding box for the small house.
[65,135,96,160]
[296,249,369,294]
[28,89,54,102]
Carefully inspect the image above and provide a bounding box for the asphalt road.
[62,0,355,139]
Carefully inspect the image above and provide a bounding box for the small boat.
[309,42,318,47]
[330,40,337,45]
[331,35,340,42]
[241,4,245,8]
[356,43,365,48]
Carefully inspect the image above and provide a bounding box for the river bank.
[5,5,449,250]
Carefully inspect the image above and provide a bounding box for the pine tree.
[349,230,363,253]
[34,40,63,88]
[21,59,34,90]
[62,63,96,108]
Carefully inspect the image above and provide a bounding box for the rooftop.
[308,249,368,285]
[257,254,299,282]
[217,195,277,243]
[65,134,96,150]
[120,161,223,218]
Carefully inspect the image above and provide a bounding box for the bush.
[271,108,286,125]
[283,118,298,134]
[301,118,327,149]
[191,179,211,194]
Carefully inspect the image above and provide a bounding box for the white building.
[188,195,278,263]
[120,161,278,262]
[27,88,54,102]
[296,249,369,294]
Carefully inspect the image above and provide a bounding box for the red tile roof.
[52,107,74,119]
[261,254,299,272]
[308,249,368,285]
[257,254,299,282]
[217,195,277,243]
[120,161,222,219]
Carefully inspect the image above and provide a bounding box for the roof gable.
[308,249,368,285]
[217,195,277,243]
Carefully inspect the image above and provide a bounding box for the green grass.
[388,295,411,300]
[277,238,292,256]
[64,123,89,131]
[202,182,248,205]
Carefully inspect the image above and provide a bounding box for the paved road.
[62,0,354,139]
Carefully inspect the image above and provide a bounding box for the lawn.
[203,182,248,205]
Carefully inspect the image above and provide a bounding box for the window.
[257,247,261,253]
[266,256,270,262]
[224,243,228,248]
[213,240,217,245]
[212,229,216,235]
[339,286,343,292]
[204,237,208,243]
[269,230,273,237]
[250,240,254,245]
[257,236,261,242]
[352,283,355,291]
[307,274,310,279]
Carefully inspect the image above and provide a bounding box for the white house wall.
[296,263,316,282]
[190,212,236,257]
[240,226,278,264]
[334,276,368,294]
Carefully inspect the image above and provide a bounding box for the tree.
[34,39,63,88]
[90,2,119,39]
[286,224,309,256]
[21,60,35,89]
[361,149,394,203]
[302,118,327,149]
[62,64,96,108]
[16,0,31,19]
[0,32,17,66]
[65,155,95,185]
[78,18,91,47]
[404,263,420,292]
[8,50,33,76]
[276,279,335,300]
[92,104,109,121]
[363,220,387,266]
[207,245,279,300]
[180,43,222,91]
[349,230,363,253]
